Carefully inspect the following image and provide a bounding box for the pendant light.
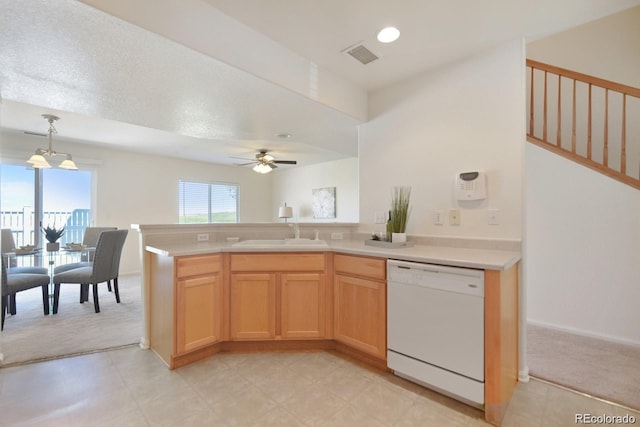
[27,114,78,170]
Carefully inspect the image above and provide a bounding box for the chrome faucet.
[289,223,300,239]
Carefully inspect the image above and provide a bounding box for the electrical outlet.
[449,209,461,226]
[433,210,443,225]
[197,233,209,242]
[331,232,343,240]
[374,211,387,224]
[488,208,501,225]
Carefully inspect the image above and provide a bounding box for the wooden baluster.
[621,94,627,175]
[543,71,548,142]
[529,67,534,137]
[603,89,609,168]
[587,83,592,160]
[557,75,562,147]
[571,79,577,154]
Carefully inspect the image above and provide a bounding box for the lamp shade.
[27,153,52,168]
[253,163,272,174]
[59,156,78,170]
[278,206,293,219]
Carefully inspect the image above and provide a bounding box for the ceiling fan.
[233,150,297,173]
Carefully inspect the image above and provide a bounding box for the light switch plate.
[449,209,461,226]
[488,208,501,225]
[197,233,209,241]
[433,210,443,225]
[374,211,387,224]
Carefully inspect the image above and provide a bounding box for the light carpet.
[528,323,640,410]
[0,273,142,367]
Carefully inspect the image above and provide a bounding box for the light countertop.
[146,240,520,271]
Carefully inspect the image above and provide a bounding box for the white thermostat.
[456,171,487,201]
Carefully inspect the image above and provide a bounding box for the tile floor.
[0,346,638,426]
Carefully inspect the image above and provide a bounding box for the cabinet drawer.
[176,254,221,278]
[333,254,386,280]
[230,253,325,272]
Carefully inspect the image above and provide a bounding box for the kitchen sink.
[232,238,328,248]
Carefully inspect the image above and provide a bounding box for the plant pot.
[391,232,407,243]
[46,242,60,252]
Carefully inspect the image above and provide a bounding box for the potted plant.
[42,225,65,252]
[390,186,411,243]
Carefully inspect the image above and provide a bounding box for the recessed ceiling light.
[377,26,400,43]
[275,133,292,139]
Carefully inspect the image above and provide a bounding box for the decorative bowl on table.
[15,245,37,254]
[65,243,87,251]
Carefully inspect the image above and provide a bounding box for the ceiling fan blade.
[272,160,297,164]
[235,161,256,166]
[23,131,48,137]
[230,156,255,161]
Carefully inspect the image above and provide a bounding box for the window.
[0,163,92,246]
[178,180,238,223]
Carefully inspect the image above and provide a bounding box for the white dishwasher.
[387,259,485,407]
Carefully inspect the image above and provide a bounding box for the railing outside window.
[1,208,91,246]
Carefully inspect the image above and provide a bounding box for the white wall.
[0,132,272,274]
[526,144,640,344]
[527,6,640,87]
[359,40,525,240]
[270,157,358,223]
[525,7,640,344]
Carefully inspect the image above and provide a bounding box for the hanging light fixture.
[252,162,273,174]
[26,114,78,170]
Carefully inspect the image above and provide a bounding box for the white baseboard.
[527,319,640,348]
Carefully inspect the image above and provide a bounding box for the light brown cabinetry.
[175,255,223,354]
[229,253,327,341]
[230,273,276,339]
[333,254,387,360]
[148,253,222,368]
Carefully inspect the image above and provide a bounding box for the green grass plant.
[390,186,411,233]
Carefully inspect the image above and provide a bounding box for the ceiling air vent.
[345,44,379,65]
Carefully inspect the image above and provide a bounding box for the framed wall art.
[311,187,336,219]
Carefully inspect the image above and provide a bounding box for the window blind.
[179,180,238,223]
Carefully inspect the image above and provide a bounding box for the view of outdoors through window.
[0,164,92,246]
[178,180,238,223]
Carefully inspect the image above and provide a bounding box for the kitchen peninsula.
[133,223,520,426]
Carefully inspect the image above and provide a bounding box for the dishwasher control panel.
[387,260,484,297]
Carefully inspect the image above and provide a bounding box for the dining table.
[6,245,95,314]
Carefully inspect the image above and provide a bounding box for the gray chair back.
[109,230,128,280]
[1,229,16,254]
[82,227,117,247]
[90,230,125,283]
[1,257,8,297]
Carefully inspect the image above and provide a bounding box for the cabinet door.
[334,274,386,359]
[281,273,325,339]
[176,274,222,354]
[230,273,276,340]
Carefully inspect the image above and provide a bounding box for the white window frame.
[178,179,239,223]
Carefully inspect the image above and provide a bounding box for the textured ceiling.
[1,0,639,168]
[0,0,359,167]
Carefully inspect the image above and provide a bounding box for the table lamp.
[278,203,293,223]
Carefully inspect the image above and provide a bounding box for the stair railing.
[527,59,640,190]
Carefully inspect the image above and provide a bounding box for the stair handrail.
[526,59,640,190]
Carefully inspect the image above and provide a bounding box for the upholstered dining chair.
[53,226,118,275]
[52,230,128,314]
[1,257,51,330]
[78,228,127,304]
[1,228,48,275]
